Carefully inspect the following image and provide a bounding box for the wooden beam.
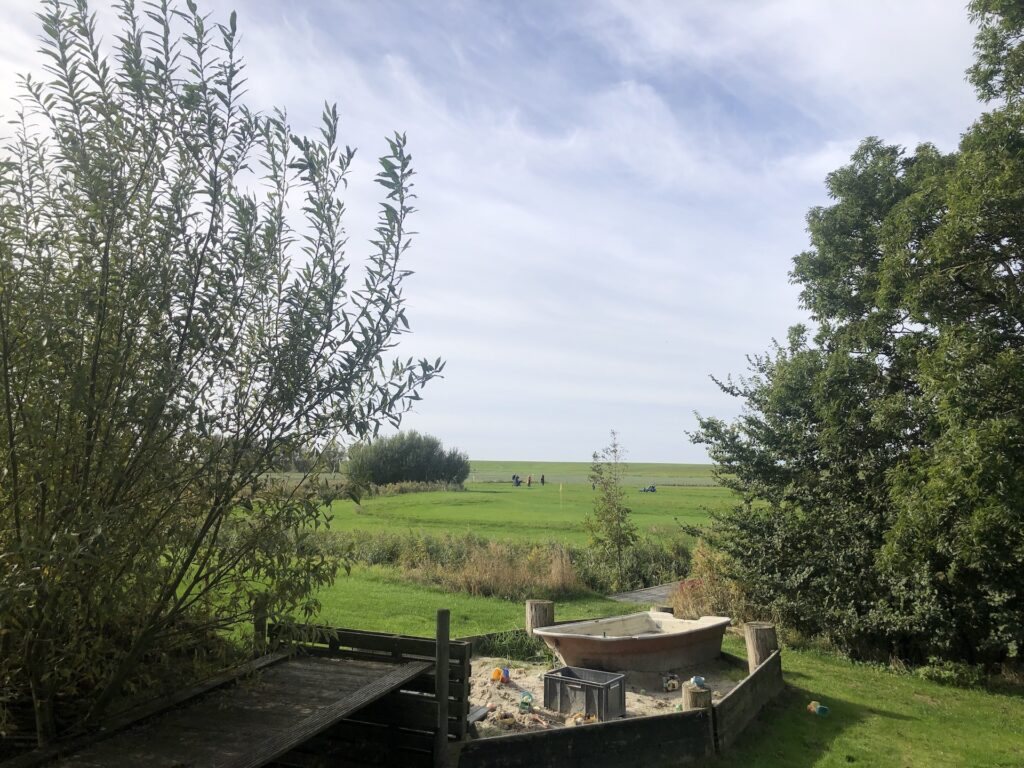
[434,609,450,767]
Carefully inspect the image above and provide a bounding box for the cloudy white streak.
[0,0,983,461]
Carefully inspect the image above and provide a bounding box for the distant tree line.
[693,0,1024,666]
[347,431,470,486]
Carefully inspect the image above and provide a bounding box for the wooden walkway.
[48,655,430,768]
[607,582,678,605]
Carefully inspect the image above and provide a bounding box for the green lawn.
[326,481,730,544]
[713,636,1024,768]
[316,566,632,637]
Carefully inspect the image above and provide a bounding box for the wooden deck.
[48,655,431,768]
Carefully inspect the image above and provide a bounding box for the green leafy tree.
[693,2,1024,664]
[347,431,470,486]
[0,0,440,745]
[585,431,637,592]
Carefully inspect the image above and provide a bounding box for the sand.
[469,656,744,738]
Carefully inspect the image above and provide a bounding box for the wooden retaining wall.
[453,647,784,768]
[453,708,715,768]
[266,623,472,768]
[712,649,784,750]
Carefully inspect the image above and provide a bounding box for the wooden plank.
[320,720,434,750]
[222,660,432,768]
[294,646,469,683]
[3,653,290,768]
[268,624,470,661]
[713,649,784,750]
[455,708,714,768]
[346,691,439,732]
[434,609,450,767]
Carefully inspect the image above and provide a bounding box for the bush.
[915,658,986,689]
[321,530,691,599]
[347,432,470,486]
[365,480,465,497]
[671,541,750,621]
[574,535,692,594]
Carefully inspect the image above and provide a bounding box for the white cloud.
[0,0,984,461]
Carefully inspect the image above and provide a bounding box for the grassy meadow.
[316,566,632,637]
[323,460,730,544]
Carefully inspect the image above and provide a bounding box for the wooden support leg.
[434,609,450,768]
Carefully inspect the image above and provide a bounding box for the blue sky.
[0,1,984,461]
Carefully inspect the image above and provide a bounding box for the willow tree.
[0,0,440,745]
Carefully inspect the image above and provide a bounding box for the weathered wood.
[345,691,439,732]
[434,609,451,766]
[268,623,470,661]
[525,600,555,637]
[454,707,714,768]
[713,649,784,750]
[682,681,712,711]
[743,622,778,675]
[222,660,432,768]
[36,657,429,768]
[4,653,289,768]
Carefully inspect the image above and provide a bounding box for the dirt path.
[607,582,679,605]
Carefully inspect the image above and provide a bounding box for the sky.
[0,1,985,462]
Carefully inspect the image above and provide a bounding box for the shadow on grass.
[706,683,914,768]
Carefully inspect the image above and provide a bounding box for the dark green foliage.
[0,0,439,745]
[693,6,1024,665]
[346,431,470,486]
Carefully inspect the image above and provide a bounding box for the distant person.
[527,474,532,487]
[540,474,545,486]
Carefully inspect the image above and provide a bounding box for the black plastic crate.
[542,666,626,721]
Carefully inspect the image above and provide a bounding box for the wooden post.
[526,600,554,636]
[744,621,778,675]
[434,609,450,768]
[682,681,712,711]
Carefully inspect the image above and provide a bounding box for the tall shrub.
[0,0,439,744]
[585,431,638,592]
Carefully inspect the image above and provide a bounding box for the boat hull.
[534,612,730,673]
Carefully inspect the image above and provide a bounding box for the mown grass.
[712,635,1024,768]
[326,481,730,544]
[467,460,720,486]
[315,565,632,637]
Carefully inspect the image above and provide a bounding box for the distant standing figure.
[527,474,532,487]
[540,474,545,486]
